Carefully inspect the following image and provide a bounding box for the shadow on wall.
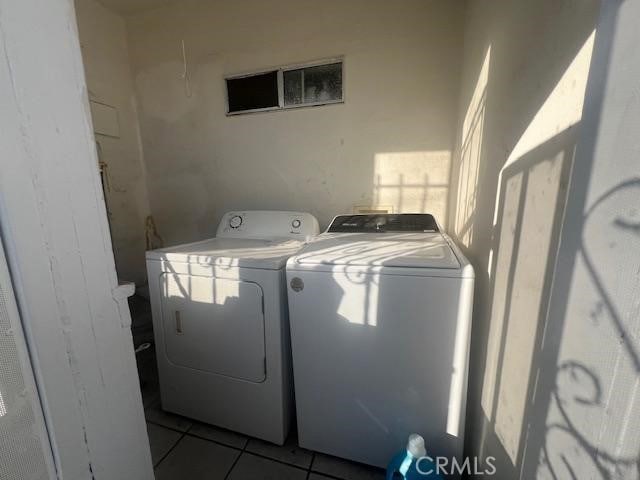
[470,132,640,480]
[453,45,489,248]
[481,175,640,480]
[449,1,640,478]
[371,151,451,225]
[474,124,579,477]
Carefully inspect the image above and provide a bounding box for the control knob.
[229,215,243,229]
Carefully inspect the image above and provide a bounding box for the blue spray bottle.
[386,434,442,479]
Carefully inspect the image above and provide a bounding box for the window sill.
[226,99,344,116]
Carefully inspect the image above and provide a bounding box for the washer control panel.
[217,211,319,239]
[327,214,439,233]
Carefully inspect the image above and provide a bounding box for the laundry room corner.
[2,0,639,479]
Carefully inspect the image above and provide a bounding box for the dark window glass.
[227,71,278,113]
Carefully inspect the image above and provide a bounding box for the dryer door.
[160,274,266,382]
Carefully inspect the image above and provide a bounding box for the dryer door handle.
[175,310,183,335]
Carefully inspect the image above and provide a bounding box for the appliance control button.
[229,215,243,229]
[292,219,302,229]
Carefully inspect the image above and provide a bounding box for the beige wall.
[76,0,151,285]
[534,1,640,477]
[124,0,464,244]
[447,0,600,476]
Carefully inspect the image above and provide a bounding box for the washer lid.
[292,233,461,269]
[147,237,304,270]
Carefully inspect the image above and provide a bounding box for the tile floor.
[143,386,385,479]
[131,295,385,479]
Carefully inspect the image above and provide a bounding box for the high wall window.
[226,59,343,115]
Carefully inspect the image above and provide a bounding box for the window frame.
[225,57,344,116]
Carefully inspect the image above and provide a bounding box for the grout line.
[149,421,244,452]
[232,451,310,473]
[308,465,385,480]
[308,453,384,480]
[307,472,352,480]
[176,428,314,473]
[222,450,243,480]
[223,428,249,480]
[307,451,316,479]
[183,431,245,451]
[147,418,358,479]
[146,418,193,435]
[153,430,187,469]
[147,417,312,471]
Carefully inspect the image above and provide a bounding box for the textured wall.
[124,0,464,244]
[447,0,605,477]
[533,1,640,477]
[76,0,151,285]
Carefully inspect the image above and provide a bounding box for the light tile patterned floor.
[145,408,385,480]
[133,296,385,479]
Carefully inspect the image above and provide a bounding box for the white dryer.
[147,211,319,444]
[286,214,474,467]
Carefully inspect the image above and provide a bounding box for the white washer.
[147,211,319,444]
[286,214,474,467]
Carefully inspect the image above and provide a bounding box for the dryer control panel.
[217,211,320,240]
